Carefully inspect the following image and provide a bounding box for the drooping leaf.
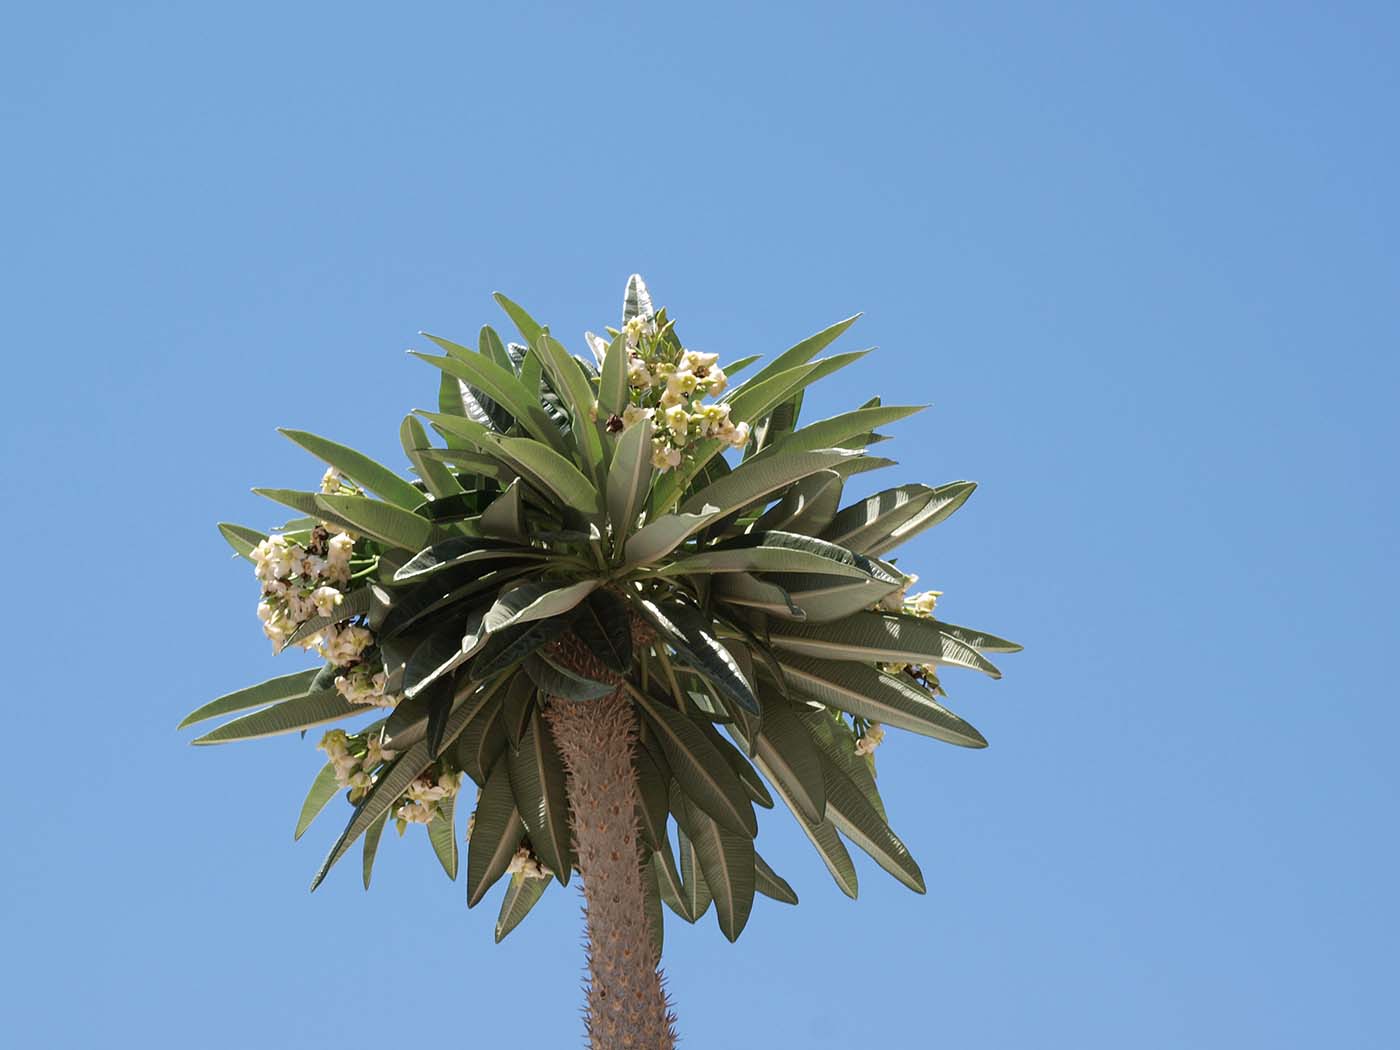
[633,746,670,850]
[294,761,342,841]
[524,651,614,701]
[478,434,600,515]
[315,494,433,553]
[362,809,389,890]
[653,837,695,922]
[672,789,756,942]
[818,748,925,893]
[466,759,526,907]
[758,755,858,898]
[638,601,760,716]
[768,611,1004,678]
[934,620,1024,654]
[427,794,459,880]
[495,872,552,942]
[754,853,799,905]
[570,589,633,673]
[507,711,574,883]
[740,698,826,824]
[479,479,526,539]
[710,573,806,620]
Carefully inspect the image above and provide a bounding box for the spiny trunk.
[544,689,677,1050]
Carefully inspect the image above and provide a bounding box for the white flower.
[727,420,750,448]
[584,330,610,366]
[681,349,719,371]
[320,467,343,494]
[327,532,354,563]
[627,357,654,389]
[363,733,397,768]
[706,366,728,397]
[658,387,685,409]
[507,847,550,879]
[622,405,653,429]
[396,800,436,825]
[311,585,343,617]
[855,723,886,756]
[662,404,689,441]
[406,774,451,804]
[666,370,699,397]
[651,442,682,471]
[908,590,941,616]
[256,601,273,622]
[319,623,374,666]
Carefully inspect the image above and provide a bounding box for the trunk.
[544,689,678,1050]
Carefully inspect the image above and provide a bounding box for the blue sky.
[3,2,1396,1047]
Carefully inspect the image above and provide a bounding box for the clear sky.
[3,3,1396,1048]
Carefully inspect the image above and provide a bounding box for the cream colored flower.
[311,586,343,617]
[727,420,751,448]
[663,404,689,441]
[622,405,653,429]
[320,467,343,494]
[650,442,682,471]
[363,733,397,768]
[855,723,886,756]
[666,370,699,397]
[396,800,436,825]
[908,590,942,616]
[507,847,550,880]
[681,349,719,371]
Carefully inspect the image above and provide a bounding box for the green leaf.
[191,689,361,745]
[535,334,605,472]
[745,699,826,824]
[821,484,937,553]
[757,754,858,899]
[634,746,670,850]
[413,342,566,453]
[711,573,806,620]
[427,794,459,880]
[623,274,654,321]
[749,469,843,536]
[597,333,628,417]
[732,313,861,395]
[479,324,512,370]
[466,759,526,907]
[394,536,539,581]
[672,789,755,942]
[698,720,772,808]
[479,479,526,539]
[935,620,1024,654]
[362,809,389,890]
[675,822,712,920]
[285,586,374,649]
[679,448,861,519]
[400,415,464,500]
[294,761,342,841]
[623,508,718,567]
[251,489,365,536]
[315,494,432,552]
[605,419,654,554]
[524,651,614,701]
[762,572,904,623]
[754,853,798,905]
[661,533,881,580]
[507,710,574,884]
[629,684,757,837]
[570,589,633,673]
[819,748,925,893]
[278,429,425,511]
[217,522,264,560]
[492,292,546,349]
[179,668,320,729]
[755,405,925,461]
[638,601,760,716]
[416,409,491,449]
[468,616,571,682]
[768,611,1004,678]
[798,709,885,820]
[495,872,552,941]
[865,481,978,557]
[481,579,599,635]
[653,836,695,922]
[479,434,601,515]
[778,654,987,748]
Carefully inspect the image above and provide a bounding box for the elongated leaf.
[251,488,365,536]
[279,429,425,511]
[662,540,876,580]
[629,684,757,837]
[417,409,491,449]
[757,404,924,462]
[749,470,843,536]
[765,572,903,623]
[754,853,798,904]
[653,838,695,922]
[179,668,320,729]
[768,611,1004,678]
[639,601,760,716]
[492,292,545,349]
[466,760,526,907]
[495,872,552,941]
[935,620,1024,654]
[821,484,937,553]
[699,721,772,808]
[624,509,718,567]
[675,823,712,920]
[732,313,861,395]
[427,795,459,879]
[481,579,598,635]
[799,709,885,819]
[524,651,613,701]
[623,274,654,321]
[362,809,389,890]
[468,616,571,681]
[746,699,826,824]
[401,415,464,500]
[315,494,432,552]
[536,335,604,471]
[507,711,573,883]
[819,749,925,893]
[779,654,987,747]
[217,522,264,560]
[597,333,628,417]
[285,586,373,649]
[192,689,361,745]
[757,754,858,898]
[679,448,860,519]
[606,418,654,553]
[711,573,805,620]
[395,536,537,582]
[479,434,600,515]
[571,589,633,673]
[672,790,755,942]
[865,480,978,557]
[294,761,342,840]
[413,344,566,453]
[634,746,670,850]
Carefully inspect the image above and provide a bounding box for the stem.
[544,691,677,1050]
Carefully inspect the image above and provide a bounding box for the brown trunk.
[544,689,677,1050]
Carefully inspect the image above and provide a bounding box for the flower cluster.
[596,316,750,471]
[252,527,354,652]
[395,768,464,834]
[507,846,551,880]
[319,728,397,803]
